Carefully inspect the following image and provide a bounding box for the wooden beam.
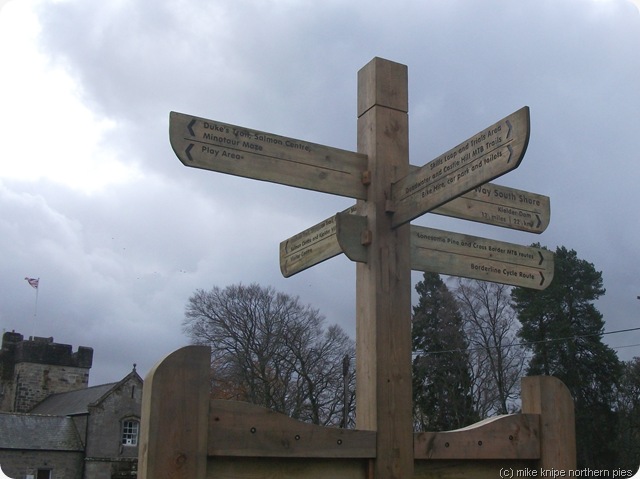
[521,376,577,472]
[414,459,537,479]
[208,399,376,458]
[170,112,369,199]
[207,457,369,479]
[138,345,210,479]
[356,57,413,479]
[414,414,540,460]
[391,107,530,227]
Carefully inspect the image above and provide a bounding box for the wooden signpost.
[280,182,550,277]
[390,106,530,227]
[281,219,553,290]
[170,112,368,199]
[141,57,574,479]
[432,182,550,233]
[279,206,368,277]
[410,226,553,289]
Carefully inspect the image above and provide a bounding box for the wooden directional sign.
[279,206,367,277]
[170,112,368,199]
[279,209,346,278]
[432,182,550,233]
[281,208,553,286]
[410,225,554,289]
[280,181,550,272]
[391,107,530,228]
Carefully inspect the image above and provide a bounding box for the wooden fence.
[138,345,575,479]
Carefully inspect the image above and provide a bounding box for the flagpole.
[33,282,39,336]
[24,277,40,337]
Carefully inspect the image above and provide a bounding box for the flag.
[25,277,39,289]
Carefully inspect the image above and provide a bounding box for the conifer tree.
[615,357,640,470]
[512,246,621,468]
[412,272,477,431]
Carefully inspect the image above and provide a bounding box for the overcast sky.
[1,0,639,386]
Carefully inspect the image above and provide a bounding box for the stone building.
[0,414,84,479]
[0,331,93,413]
[0,332,142,479]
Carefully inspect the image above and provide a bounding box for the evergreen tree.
[412,272,477,431]
[511,246,621,469]
[615,357,640,471]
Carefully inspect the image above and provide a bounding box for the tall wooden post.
[521,376,577,472]
[138,345,210,479]
[356,57,413,479]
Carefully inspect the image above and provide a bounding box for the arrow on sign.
[185,144,194,162]
[281,211,553,291]
[391,107,530,228]
[410,225,554,289]
[279,206,367,277]
[432,182,550,234]
[170,112,369,199]
[187,119,196,137]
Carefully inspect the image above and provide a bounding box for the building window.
[37,470,52,479]
[121,419,139,446]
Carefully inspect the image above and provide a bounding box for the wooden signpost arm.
[356,57,413,479]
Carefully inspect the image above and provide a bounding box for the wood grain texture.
[138,345,575,479]
[356,57,413,479]
[207,457,368,479]
[391,107,530,228]
[209,400,375,458]
[415,414,540,460]
[414,459,536,479]
[138,345,210,479]
[170,112,368,199]
[521,376,577,471]
[432,182,550,233]
[410,225,554,289]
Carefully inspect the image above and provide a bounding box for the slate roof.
[0,412,83,451]
[29,382,117,416]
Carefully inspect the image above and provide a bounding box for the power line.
[602,327,640,337]
[414,326,640,356]
[610,343,640,351]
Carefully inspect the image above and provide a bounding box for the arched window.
[121,418,140,446]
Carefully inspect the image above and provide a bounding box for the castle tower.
[0,331,93,412]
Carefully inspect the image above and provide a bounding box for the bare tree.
[182,283,355,426]
[283,322,355,427]
[454,279,526,416]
